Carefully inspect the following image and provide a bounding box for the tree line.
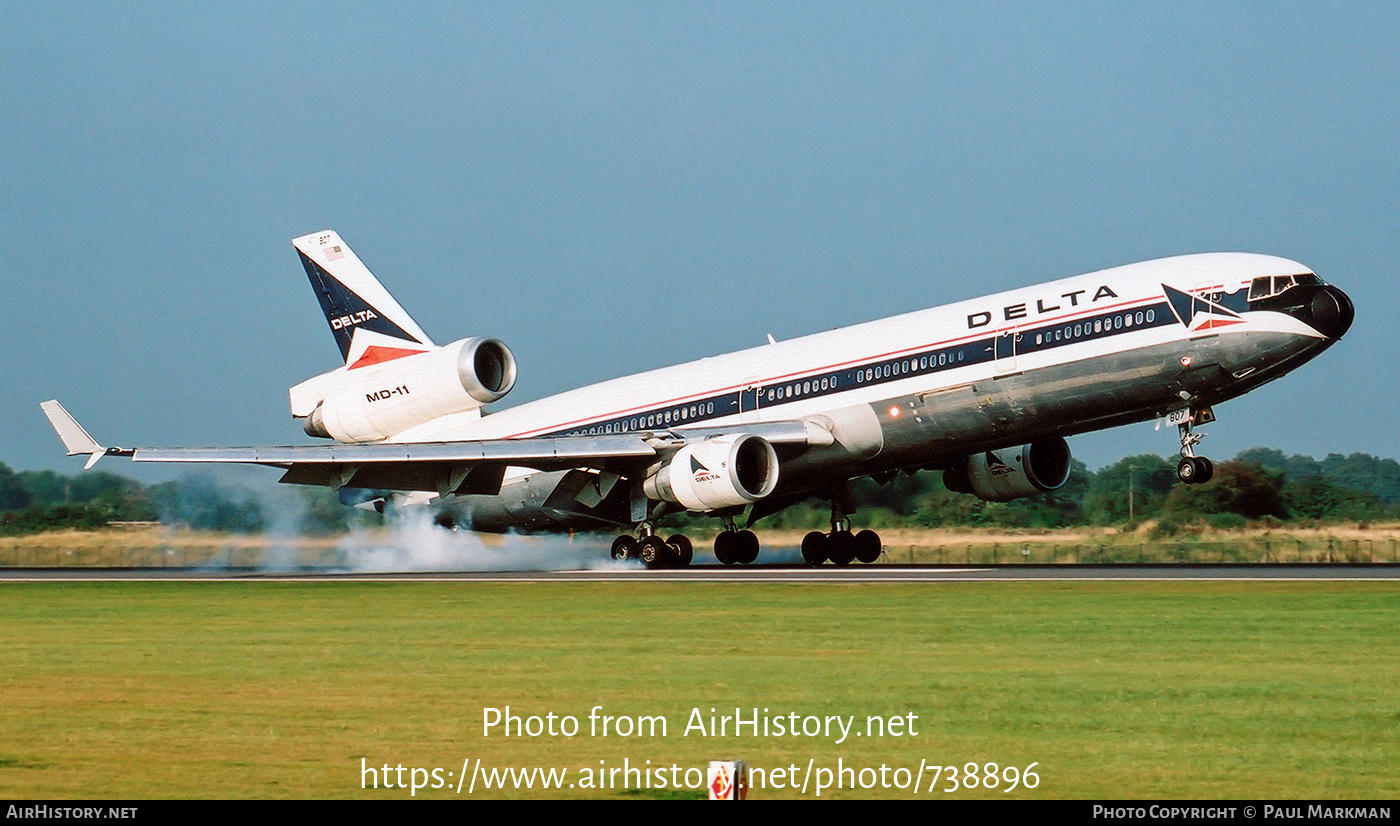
[0,464,357,536]
[3,447,1398,536]
[733,447,1400,533]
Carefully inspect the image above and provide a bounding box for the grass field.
[2,580,1397,799]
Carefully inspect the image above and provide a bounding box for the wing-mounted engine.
[942,437,1072,502]
[643,434,780,511]
[297,337,517,443]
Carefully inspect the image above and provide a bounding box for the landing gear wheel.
[714,531,739,565]
[828,530,856,565]
[667,534,693,568]
[611,534,638,561]
[801,531,829,566]
[1177,456,1214,485]
[735,530,760,564]
[639,535,670,569]
[854,529,882,563]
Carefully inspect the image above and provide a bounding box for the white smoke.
[330,509,641,572]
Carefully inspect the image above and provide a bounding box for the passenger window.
[1147,309,1155,323]
[1135,311,1144,325]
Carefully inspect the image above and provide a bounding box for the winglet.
[40,400,108,469]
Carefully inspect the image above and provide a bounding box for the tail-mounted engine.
[302,337,517,443]
[643,434,780,512]
[943,438,1072,502]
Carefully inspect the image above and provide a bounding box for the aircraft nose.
[1307,285,1354,339]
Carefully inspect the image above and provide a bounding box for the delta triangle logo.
[1161,284,1244,332]
[691,455,721,484]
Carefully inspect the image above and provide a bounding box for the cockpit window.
[1249,273,1317,301]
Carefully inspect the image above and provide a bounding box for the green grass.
[1,582,1397,799]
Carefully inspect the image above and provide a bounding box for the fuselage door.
[740,376,761,423]
[994,328,1020,374]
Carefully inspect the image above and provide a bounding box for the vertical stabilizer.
[292,231,435,363]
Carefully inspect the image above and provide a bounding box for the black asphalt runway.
[2,564,1397,583]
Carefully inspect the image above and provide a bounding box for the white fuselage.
[391,253,1323,451]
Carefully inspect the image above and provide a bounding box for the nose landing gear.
[1173,405,1216,485]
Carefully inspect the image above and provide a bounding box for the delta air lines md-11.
[43,232,1353,567]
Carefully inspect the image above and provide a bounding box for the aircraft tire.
[1197,457,1215,484]
[640,535,670,569]
[667,534,694,568]
[854,529,882,563]
[1177,457,1201,484]
[714,531,739,565]
[736,530,760,564]
[828,530,856,565]
[801,531,829,566]
[611,534,638,561]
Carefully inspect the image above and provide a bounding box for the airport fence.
[881,536,1398,565]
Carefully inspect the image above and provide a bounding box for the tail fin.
[292,231,435,365]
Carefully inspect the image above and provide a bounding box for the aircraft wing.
[41,400,822,494]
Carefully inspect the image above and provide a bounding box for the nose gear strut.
[1173,405,1215,485]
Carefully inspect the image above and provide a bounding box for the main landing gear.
[609,522,755,569]
[610,496,884,568]
[799,492,883,566]
[1174,405,1216,485]
[611,528,693,569]
[801,526,882,566]
[712,518,760,566]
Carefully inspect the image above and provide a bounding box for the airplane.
[42,231,1353,567]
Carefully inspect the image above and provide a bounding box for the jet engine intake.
[943,437,1072,502]
[644,434,780,512]
[304,337,517,442]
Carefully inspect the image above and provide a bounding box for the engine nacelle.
[303,337,517,443]
[643,434,780,512]
[943,438,1072,502]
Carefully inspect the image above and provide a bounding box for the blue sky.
[3,2,1397,478]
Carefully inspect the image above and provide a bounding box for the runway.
[2,564,1398,583]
